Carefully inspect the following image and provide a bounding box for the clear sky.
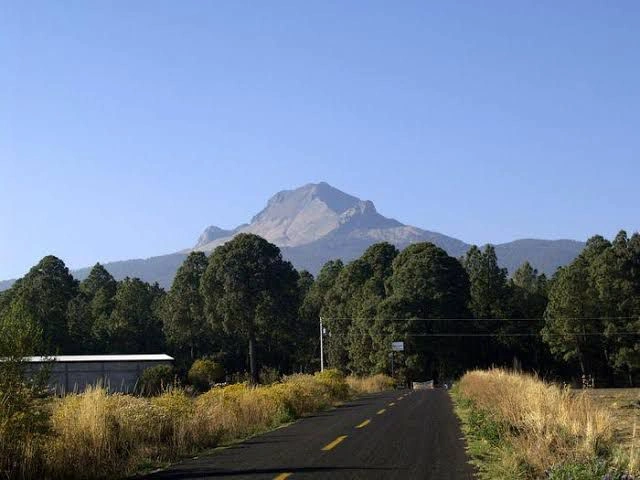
[2,1,639,279]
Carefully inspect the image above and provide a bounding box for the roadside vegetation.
[452,369,639,479]
[1,230,639,478]
[1,369,393,480]
[2,231,639,387]
[585,389,640,455]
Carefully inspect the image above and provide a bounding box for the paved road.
[142,389,476,480]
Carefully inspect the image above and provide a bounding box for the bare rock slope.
[191,182,581,277]
[0,182,585,290]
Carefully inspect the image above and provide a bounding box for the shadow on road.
[148,466,398,479]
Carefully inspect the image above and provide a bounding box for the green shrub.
[259,366,280,385]
[0,382,49,479]
[187,359,225,392]
[546,459,612,480]
[314,369,349,400]
[139,364,175,395]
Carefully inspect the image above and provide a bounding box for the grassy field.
[2,371,394,480]
[585,388,640,456]
[452,369,639,480]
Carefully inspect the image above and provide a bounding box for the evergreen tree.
[67,263,118,353]
[108,277,165,353]
[542,236,611,380]
[66,294,93,354]
[321,259,370,370]
[463,245,510,319]
[299,260,344,371]
[161,252,211,365]
[201,234,299,383]
[591,231,640,384]
[381,242,471,381]
[8,256,78,353]
[508,262,550,371]
[292,270,316,372]
[347,243,398,374]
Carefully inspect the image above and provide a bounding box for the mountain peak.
[186,183,583,279]
[195,225,238,248]
[0,183,588,292]
[252,182,374,224]
[195,182,402,251]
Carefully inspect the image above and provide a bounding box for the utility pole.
[319,316,324,372]
[390,351,394,377]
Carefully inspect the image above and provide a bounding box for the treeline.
[0,257,165,357]
[1,231,639,386]
[543,232,640,386]
[314,231,639,386]
[311,242,551,383]
[0,235,310,383]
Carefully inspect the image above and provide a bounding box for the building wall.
[26,360,173,394]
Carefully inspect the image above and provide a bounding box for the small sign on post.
[391,341,404,352]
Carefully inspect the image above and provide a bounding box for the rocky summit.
[0,182,585,290]
[189,182,582,278]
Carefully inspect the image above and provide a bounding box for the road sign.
[391,341,404,352]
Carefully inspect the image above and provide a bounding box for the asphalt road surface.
[141,389,476,480]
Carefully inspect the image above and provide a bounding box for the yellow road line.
[355,419,371,429]
[273,474,292,480]
[322,435,348,451]
[376,408,386,415]
[388,402,396,406]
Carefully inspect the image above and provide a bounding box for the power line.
[406,332,640,337]
[322,316,639,322]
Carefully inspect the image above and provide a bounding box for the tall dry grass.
[6,370,393,480]
[455,369,637,478]
[347,373,396,395]
[625,421,640,475]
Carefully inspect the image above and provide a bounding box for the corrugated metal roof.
[23,354,174,363]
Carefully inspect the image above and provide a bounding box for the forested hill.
[0,183,585,290]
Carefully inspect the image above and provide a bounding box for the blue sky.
[1,1,639,279]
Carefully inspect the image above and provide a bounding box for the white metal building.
[23,354,174,394]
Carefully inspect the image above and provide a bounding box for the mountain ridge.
[0,182,586,290]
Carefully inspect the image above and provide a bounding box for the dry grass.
[585,388,640,474]
[346,374,396,395]
[5,370,394,480]
[453,369,637,479]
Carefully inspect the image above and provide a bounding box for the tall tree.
[0,297,43,358]
[321,259,370,370]
[66,294,93,354]
[508,262,550,371]
[292,270,317,372]
[464,245,525,367]
[108,277,165,353]
[201,234,300,383]
[381,242,471,381]
[81,263,117,299]
[347,243,398,374]
[320,244,398,374]
[591,231,640,384]
[8,256,78,352]
[67,263,117,353]
[161,252,211,365]
[299,260,344,371]
[542,236,611,379]
[463,245,510,319]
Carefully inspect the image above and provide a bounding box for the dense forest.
[1,231,638,386]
